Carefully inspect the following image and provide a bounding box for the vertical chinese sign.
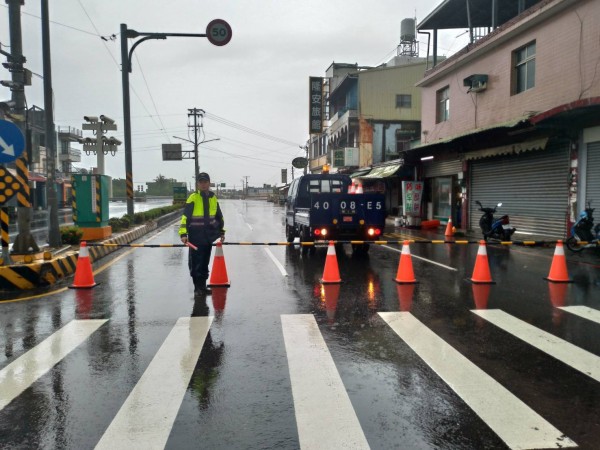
[402,181,424,218]
[309,77,323,134]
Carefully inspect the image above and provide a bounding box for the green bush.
[60,226,83,245]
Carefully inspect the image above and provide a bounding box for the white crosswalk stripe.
[379,311,577,450]
[559,305,600,325]
[282,314,370,450]
[95,316,213,450]
[472,309,600,383]
[0,319,108,411]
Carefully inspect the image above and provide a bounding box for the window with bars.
[396,94,412,108]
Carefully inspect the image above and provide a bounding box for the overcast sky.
[1,0,467,190]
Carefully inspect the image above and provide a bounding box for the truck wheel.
[286,225,295,243]
[300,228,312,254]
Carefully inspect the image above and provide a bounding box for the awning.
[350,168,371,178]
[361,163,402,179]
[463,137,548,160]
[28,173,47,182]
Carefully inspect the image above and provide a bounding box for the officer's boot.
[194,278,211,295]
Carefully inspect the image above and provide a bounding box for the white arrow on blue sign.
[0,119,26,163]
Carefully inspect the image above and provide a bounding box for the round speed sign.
[206,19,232,46]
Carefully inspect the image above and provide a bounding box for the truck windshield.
[308,179,344,194]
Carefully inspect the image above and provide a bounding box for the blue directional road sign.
[0,119,25,163]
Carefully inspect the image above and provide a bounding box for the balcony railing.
[59,147,82,162]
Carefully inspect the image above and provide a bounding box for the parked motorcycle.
[566,201,600,252]
[475,200,516,241]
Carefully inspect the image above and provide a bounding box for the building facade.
[413,0,600,237]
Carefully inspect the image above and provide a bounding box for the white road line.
[281,315,370,450]
[95,317,213,450]
[559,306,600,325]
[379,312,576,450]
[264,248,288,277]
[473,308,600,383]
[0,319,107,411]
[246,223,253,231]
[381,244,457,271]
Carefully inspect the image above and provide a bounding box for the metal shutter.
[586,142,600,206]
[423,159,462,178]
[469,142,570,238]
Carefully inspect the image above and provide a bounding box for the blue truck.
[285,173,386,254]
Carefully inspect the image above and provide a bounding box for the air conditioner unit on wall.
[463,74,488,93]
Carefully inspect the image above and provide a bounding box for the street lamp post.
[173,136,220,181]
[120,20,231,216]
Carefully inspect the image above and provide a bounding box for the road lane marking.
[381,245,457,271]
[95,316,213,450]
[473,309,600,383]
[263,248,288,277]
[0,319,107,411]
[559,306,600,324]
[379,312,576,450]
[281,314,370,450]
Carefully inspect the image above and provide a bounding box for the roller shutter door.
[423,159,462,178]
[586,142,600,205]
[469,142,570,238]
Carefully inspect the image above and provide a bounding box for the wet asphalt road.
[1,199,600,449]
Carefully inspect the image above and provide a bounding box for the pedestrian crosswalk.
[2,307,600,448]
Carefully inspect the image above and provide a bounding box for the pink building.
[412,0,600,238]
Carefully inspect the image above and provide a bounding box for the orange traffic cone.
[470,240,495,284]
[397,283,415,311]
[69,241,98,289]
[208,241,231,287]
[471,283,491,309]
[321,241,341,284]
[348,182,356,194]
[445,218,454,237]
[544,240,572,283]
[394,240,417,284]
[355,182,364,194]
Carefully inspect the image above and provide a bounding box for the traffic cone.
[69,241,98,289]
[320,241,341,284]
[394,240,417,284]
[445,218,454,237]
[208,241,231,287]
[471,283,491,309]
[355,182,364,194]
[323,283,340,323]
[544,240,572,283]
[470,240,495,284]
[348,182,356,194]
[397,283,415,311]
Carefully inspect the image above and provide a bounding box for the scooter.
[475,200,516,241]
[566,201,600,252]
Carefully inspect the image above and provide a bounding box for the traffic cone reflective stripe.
[394,240,417,284]
[355,183,364,194]
[321,241,341,284]
[544,240,572,283]
[470,240,494,284]
[208,241,231,287]
[445,218,454,237]
[69,241,98,289]
[348,183,356,194]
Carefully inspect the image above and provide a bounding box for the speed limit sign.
[206,19,232,46]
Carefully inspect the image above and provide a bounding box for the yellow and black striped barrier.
[85,239,573,248]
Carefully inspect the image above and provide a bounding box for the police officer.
[179,172,225,294]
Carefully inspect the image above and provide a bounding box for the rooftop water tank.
[400,18,416,42]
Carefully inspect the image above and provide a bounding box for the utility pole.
[41,0,60,247]
[243,176,249,199]
[81,115,119,174]
[188,108,204,180]
[7,0,39,254]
